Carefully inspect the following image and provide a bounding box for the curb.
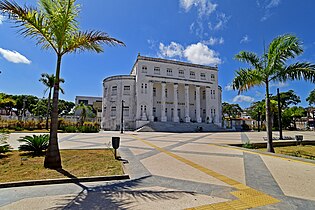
[0,174,130,189]
[223,144,315,165]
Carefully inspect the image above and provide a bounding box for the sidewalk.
[1,131,315,209]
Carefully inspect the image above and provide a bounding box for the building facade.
[101,55,222,131]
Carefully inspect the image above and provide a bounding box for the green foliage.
[60,125,100,133]
[18,134,49,155]
[270,90,301,109]
[222,102,243,118]
[306,89,315,106]
[242,141,255,149]
[282,106,306,129]
[0,129,11,154]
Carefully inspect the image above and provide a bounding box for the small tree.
[39,73,64,130]
[75,102,93,126]
[0,0,125,169]
[233,34,315,152]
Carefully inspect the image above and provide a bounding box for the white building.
[101,55,222,131]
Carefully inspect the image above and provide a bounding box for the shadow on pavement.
[50,176,195,210]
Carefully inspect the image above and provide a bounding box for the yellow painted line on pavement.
[208,143,315,166]
[129,134,280,210]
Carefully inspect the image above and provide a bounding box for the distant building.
[75,96,102,123]
[101,54,222,131]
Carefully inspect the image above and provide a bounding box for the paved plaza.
[1,131,315,209]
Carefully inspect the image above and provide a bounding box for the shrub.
[0,129,11,154]
[78,125,99,133]
[18,134,49,156]
[60,125,78,133]
[242,141,255,149]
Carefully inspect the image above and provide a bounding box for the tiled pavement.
[1,131,315,209]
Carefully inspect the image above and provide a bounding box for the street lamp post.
[257,111,261,132]
[120,100,124,134]
[277,88,283,140]
[22,98,27,121]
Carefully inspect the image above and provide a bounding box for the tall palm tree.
[233,34,315,152]
[75,102,93,126]
[39,73,65,130]
[0,0,125,169]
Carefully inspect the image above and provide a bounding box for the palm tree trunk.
[44,54,62,169]
[265,81,275,153]
[45,89,51,130]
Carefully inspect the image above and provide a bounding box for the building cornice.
[103,75,136,83]
[137,55,218,71]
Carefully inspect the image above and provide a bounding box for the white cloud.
[203,36,224,46]
[232,95,255,103]
[266,0,281,9]
[159,42,184,58]
[180,0,217,17]
[224,83,234,91]
[270,81,288,88]
[0,48,31,64]
[210,13,230,31]
[158,42,221,66]
[240,35,250,44]
[0,15,4,24]
[257,0,281,21]
[184,42,221,65]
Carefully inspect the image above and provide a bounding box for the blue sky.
[0,0,315,108]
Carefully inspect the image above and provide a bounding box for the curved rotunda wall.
[102,75,136,130]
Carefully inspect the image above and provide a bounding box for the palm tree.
[233,34,315,152]
[0,0,125,169]
[75,102,93,126]
[39,73,64,130]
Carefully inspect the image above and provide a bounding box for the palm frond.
[235,51,263,70]
[63,30,125,54]
[267,34,303,75]
[276,62,315,83]
[0,0,56,51]
[233,68,265,94]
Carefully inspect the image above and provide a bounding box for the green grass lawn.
[257,145,315,160]
[0,149,124,183]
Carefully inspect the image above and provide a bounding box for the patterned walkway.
[1,131,315,209]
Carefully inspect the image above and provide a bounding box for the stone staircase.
[136,122,226,132]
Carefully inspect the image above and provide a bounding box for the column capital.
[206,86,211,89]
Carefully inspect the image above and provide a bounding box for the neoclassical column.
[161,82,167,122]
[173,83,179,122]
[148,81,154,121]
[184,84,191,122]
[195,86,201,123]
[206,86,211,123]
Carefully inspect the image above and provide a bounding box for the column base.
[185,116,191,123]
[149,116,154,122]
[161,116,167,122]
[197,117,202,123]
[173,116,179,123]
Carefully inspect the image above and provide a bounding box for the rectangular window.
[190,71,195,79]
[179,70,184,77]
[142,66,147,73]
[111,86,117,96]
[104,88,107,97]
[123,86,130,95]
[154,67,160,75]
[213,90,215,99]
[201,73,206,80]
[78,100,88,105]
[123,106,129,117]
[111,106,116,117]
[211,74,215,81]
[202,90,206,99]
[153,87,156,97]
[167,68,173,76]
